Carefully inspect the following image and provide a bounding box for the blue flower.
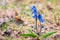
[37,14,42,19]
[38,14,44,23]
[30,6,37,19]
[32,14,37,19]
[30,6,45,23]
[41,25,44,28]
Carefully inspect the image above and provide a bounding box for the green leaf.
[28,29,34,34]
[20,29,38,37]
[41,31,56,39]
[28,29,38,37]
[20,34,38,37]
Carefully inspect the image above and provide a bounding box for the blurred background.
[0,0,60,40]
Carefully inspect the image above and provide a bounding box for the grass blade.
[20,34,38,37]
[41,31,56,39]
[28,29,34,34]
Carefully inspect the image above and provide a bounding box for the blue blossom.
[41,25,44,28]
[30,6,44,23]
[37,14,42,19]
[30,6,37,19]
[38,14,44,23]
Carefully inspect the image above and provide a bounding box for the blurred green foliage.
[1,22,8,31]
